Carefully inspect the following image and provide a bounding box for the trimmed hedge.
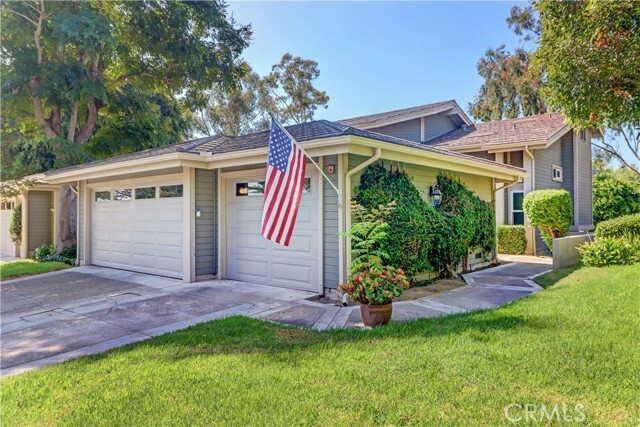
[497,225,527,255]
[593,174,640,224]
[594,213,640,239]
[523,189,573,250]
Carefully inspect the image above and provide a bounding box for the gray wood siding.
[323,155,340,288]
[78,181,85,262]
[509,151,524,168]
[560,132,575,221]
[27,191,53,252]
[195,168,217,276]
[468,151,496,161]
[577,133,593,227]
[534,143,563,191]
[424,114,457,141]
[369,119,421,142]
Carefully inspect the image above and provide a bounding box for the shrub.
[31,244,77,266]
[354,164,434,278]
[32,244,57,262]
[341,202,393,274]
[593,174,640,224]
[432,175,495,274]
[595,213,640,239]
[497,225,527,254]
[9,204,22,245]
[578,236,640,267]
[522,189,573,249]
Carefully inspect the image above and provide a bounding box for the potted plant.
[338,202,409,327]
[338,267,409,326]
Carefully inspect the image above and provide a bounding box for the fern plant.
[341,201,395,274]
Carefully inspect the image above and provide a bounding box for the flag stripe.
[260,120,308,246]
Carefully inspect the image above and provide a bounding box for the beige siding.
[369,119,421,142]
[349,154,493,203]
[322,155,340,288]
[27,191,53,253]
[195,169,217,277]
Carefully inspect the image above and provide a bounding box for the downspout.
[492,176,522,264]
[523,146,536,255]
[340,148,382,305]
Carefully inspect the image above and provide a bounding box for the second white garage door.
[226,171,320,292]
[91,179,184,278]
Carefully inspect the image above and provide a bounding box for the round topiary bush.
[522,189,573,250]
[593,174,640,224]
[354,163,434,278]
[497,225,527,255]
[594,213,640,239]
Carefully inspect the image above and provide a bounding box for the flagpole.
[273,118,342,198]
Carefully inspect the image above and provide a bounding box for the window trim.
[552,165,563,182]
[511,191,525,225]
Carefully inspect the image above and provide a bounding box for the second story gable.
[337,100,472,143]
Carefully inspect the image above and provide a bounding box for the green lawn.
[3,266,639,426]
[0,259,70,280]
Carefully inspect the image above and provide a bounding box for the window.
[579,129,587,142]
[113,189,132,201]
[552,165,563,182]
[135,187,156,200]
[159,185,183,198]
[1,201,15,210]
[511,191,524,225]
[236,178,311,196]
[95,191,111,202]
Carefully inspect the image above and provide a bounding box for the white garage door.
[226,171,320,292]
[1,201,17,259]
[91,180,183,278]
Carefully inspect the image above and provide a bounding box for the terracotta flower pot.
[360,302,393,327]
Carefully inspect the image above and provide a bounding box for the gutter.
[340,148,382,304]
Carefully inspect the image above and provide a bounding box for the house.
[37,119,525,295]
[0,184,75,259]
[339,102,599,254]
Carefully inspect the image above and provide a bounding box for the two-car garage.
[87,169,321,292]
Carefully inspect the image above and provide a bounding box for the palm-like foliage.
[341,201,395,274]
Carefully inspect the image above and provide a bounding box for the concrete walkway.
[1,257,551,376]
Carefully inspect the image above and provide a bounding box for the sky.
[227,1,530,121]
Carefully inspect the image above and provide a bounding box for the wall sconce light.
[196,208,201,218]
[429,185,442,207]
[326,164,335,174]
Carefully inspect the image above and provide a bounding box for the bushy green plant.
[9,203,22,245]
[578,236,640,267]
[354,164,434,278]
[595,213,640,239]
[497,225,527,255]
[593,174,640,224]
[338,268,410,306]
[432,175,496,274]
[341,201,394,274]
[31,244,77,266]
[522,189,573,249]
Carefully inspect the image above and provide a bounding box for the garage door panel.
[91,180,184,279]
[226,172,320,292]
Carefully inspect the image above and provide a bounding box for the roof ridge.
[337,99,457,124]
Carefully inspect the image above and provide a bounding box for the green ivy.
[353,165,496,279]
[9,204,22,246]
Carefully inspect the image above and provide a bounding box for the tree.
[260,54,329,125]
[593,173,640,224]
[194,66,268,136]
[533,0,640,176]
[469,46,546,121]
[1,0,250,156]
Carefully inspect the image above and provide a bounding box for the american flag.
[260,119,307,246]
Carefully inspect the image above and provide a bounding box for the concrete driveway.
[1,267,316,376]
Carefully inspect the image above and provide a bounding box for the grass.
[533,264,582,288]
[0,259,70,280]
[2,266,639,426]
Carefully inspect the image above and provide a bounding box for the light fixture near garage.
[429,185,442,207]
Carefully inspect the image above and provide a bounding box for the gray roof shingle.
[44,119,525,177]
[336,100,464,127]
